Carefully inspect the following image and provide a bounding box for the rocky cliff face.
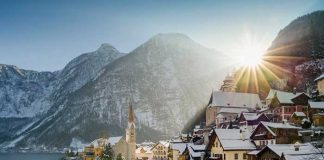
[0,33,229,150]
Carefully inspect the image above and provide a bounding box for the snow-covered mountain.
[54,43,125,97]
[0,44,125,149]
[0,65,56,118]
[0,33,229,150]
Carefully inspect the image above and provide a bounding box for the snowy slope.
[5,33,229,149]
[0,44,125,149]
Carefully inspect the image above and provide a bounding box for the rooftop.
[187,143,205,158]
[107,136,123,146]
[260,143,323,160]
[258,122,301,137]
[90,137,123,148]
[209,91,261,108]
[170,143,187,154]
[218,107,249,114]
[292,112,306,117]
[266,89,303,104]
[309,101,324,109]
[214,129,256,150]
[241,112,267,121]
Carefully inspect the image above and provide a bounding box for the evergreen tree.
[116,153,123,160]
[65,150,75,157]
[100,143,114,160]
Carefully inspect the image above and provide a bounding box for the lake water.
[0,153,64,160]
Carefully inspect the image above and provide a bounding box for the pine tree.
[116,153,123,160]
[100,143,114,160]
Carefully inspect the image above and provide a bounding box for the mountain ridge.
[0,33,230,150]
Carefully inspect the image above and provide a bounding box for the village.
[62,71,324,160]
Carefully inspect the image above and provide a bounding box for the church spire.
[128,101,134,123]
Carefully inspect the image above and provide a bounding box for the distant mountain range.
[0,33,230,150]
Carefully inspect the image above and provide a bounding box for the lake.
[0,153,64,160]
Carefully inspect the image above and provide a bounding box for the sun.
[238,53,263,67]
[232,32,267,67]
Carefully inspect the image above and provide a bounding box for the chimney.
[282,119,287,125]
[293,87,297,95]
[294,142,300,151]
[240,129,245,141]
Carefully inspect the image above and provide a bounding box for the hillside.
[1,33,230,149]
[236,11,324,94]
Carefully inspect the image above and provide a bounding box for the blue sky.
[0,0,324,71]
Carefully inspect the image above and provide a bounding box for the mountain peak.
[149,33,191,42]
[97,43,118,52]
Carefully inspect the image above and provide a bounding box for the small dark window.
[243,153,247,159]
[234,153,238,160]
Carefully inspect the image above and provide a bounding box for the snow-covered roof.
[266,89,303,104]
[107,136,123,146]
[218,107,249,114]
[90,138,108,148]
[139,141,156,147]
[262,122,301,129]
[258,122,301,137]
[284,154,324,160]
[187,143,205,158]
[216,114,225,119]
[263,143,321,159]
[247,150,260,155]
[241,112,258,120]
[90,137,123,148]
[314,73,324,82]
[170,143,187,154]
[188,143,205,151]
[309,101,324,109]
[313,113,324,116]
[214,129,256,150]
[292,112,306,117]
[170,139,183,143]
[159,141,170,148]
[241,112,267,121]
[135,146,153,154]
[209,91,261,108]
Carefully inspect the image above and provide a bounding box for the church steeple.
[125,100,136,160]
[128,102,135,123]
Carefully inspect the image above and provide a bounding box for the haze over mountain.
[0,33,230,149]
[265,11,324,92]
[183,11,324,133]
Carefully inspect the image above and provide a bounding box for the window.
[216,142,218,147]
[234,153,238,160]
[243,153,247,159]
[224,154,226,160]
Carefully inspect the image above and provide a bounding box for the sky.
[0,0,324,71]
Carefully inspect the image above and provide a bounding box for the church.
[125,102,136,160]
[83,102,136,160]
[206,72,262,127]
